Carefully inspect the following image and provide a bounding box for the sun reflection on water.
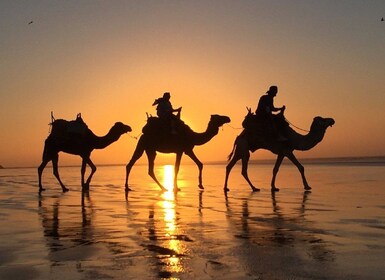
[159,165,184,274]
[163,164,174,191]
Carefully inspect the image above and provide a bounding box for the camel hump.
[68,114,88,135]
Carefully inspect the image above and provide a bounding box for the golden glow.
[163,165,174,191]
[2,2,384,168]
[160,184,184,274]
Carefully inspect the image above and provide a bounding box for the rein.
[284,117,309,133]
[225,118,310,133]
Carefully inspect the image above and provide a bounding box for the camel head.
[110,122,132,135]
[310,117,335,132]
[210,114,231,128]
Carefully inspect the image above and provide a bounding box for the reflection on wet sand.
[145,191,186,278]
[140,165,192,278]
[38,190,95,265]
[19,162,383,279]
[38,186,337,278]
[224,191,336,278]
[37,179,339,279]
[1,164,384,279]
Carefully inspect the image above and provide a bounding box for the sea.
[0,157,384,279]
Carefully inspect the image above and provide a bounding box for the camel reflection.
[144,188,190,278]
[225,191,334,262]
[38,190,94,264]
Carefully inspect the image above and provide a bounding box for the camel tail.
[227,136,238,162]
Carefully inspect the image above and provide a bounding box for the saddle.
[242,109,288,143]
[50,113,89,140]
[67,113,88,135]
[142,116,191,137]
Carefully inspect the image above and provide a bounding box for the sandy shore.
[1,164,385,279]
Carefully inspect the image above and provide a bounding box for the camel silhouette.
[125,114,230,192]
[224,109,334,192]
[38,114,131,192]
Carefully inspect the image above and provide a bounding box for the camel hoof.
[198,184,204,190]
[125,186,132,192]
[62,188,69,193]
[304,186,312,191]
[39,187,46,193]
[251,187,260,192]
[224,187,230,192]
[271,187,280,192]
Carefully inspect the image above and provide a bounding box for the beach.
[1,161,385,279]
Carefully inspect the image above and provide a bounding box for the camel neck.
[192,122,219,146]
[292,129,326,151]
[93,130,121,149]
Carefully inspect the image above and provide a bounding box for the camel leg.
[224,154,240,192]
[81,159,86,187]
[241,151,260,192]
[271,154,284,192]
[52,155,69,193]
[146,150,166,191]
[287,152,311,191]
[125,145,145,191]
[38,159,50,192]
[185,150,204,189]
[82,158,96,190]
[174,152,183,192]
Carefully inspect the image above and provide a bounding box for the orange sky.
[1,1,385,167]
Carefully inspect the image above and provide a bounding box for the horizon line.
[2,155,385,169]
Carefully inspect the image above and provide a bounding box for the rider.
[152,92,182,134]
[255,85,286,141]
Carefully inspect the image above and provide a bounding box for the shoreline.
[2,155,385,170]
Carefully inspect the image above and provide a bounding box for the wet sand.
[1,163,385,279]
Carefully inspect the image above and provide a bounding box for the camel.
[224,109,334,192]
[38,114,131,192]
[125,114,231,192]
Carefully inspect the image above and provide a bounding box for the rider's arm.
[172,107,182,113]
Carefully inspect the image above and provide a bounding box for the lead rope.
[225,123,243,130]
[129,132,143,140]
[284,117,309,132]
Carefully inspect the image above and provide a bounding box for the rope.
[225,123,243,130]
[284,118,309,132]
[225,117,309,133]
[129,132,143,140]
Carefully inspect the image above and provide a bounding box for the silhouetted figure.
[153,92,181,118]
[38,113,131,192]
[125,114,230,192]
[381,17,384,21]
[255,85,286,141]
[153,92,182,134]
